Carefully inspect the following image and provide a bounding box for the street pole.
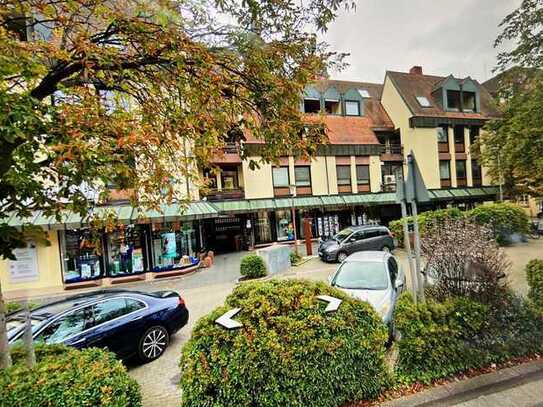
[400,199,418,303]
[497,153,503,202]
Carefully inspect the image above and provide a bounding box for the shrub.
[395,292,543,384]
[421,217,511,304]
[526,259,543,311]
[180,280,390,406]
[6,301,39,314]
[0,344,141,407]
[469,202,530,245]
[239,253,267,279]
[290,251,302,265]
[389,207,464,247]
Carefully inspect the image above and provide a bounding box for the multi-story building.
[1,68,501,298]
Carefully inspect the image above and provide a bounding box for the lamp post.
[289,184,299,254]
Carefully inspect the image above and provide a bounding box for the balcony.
[380,144,404,161]
[202,188,245,201]
[381,183,396,192]
[211,142,242,164]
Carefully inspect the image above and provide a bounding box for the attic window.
[303,98,320,113]
[358,89,371,98]
[324,99,341,114]
[416,96,431,107]
[446,90,461,111]
[462,91,476,112]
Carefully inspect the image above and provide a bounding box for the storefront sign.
[8,243,39,283]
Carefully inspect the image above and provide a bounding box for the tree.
[421,218,511,304]
[478,0,543,196]
[0,0,352,368]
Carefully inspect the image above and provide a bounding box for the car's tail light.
[178,297,185,307]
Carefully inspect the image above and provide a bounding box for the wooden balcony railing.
[202,188,245,200]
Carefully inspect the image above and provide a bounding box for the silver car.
[328,251,405,335]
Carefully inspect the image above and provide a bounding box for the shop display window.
[60,229,104,283]
[255,212,273,244]
[275,210,294,241]
[151,223,198,272]
[106,225,147,276]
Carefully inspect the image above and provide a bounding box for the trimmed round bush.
[180,280,390,406]
[469,202,530,245]
[1,344,141,407]
[239,253,267,279]
[526,259,543,311]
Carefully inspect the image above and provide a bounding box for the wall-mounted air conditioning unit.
[383,174,396,185]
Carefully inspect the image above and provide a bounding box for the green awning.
[450,189,470,198]
[371,192,397,204]
[34,210,84,230]
[211,200,251,214]
[430,190,454,199]
[342,194,372,205]
[7,212,39,227]
[274,198,293,209]
[482,187,499,196]
[132,202,219,221]
[250,199,276,211]
[292,196,323,208]
[467,188,487,197]
[321,196,346,207]
[92,205,134,223]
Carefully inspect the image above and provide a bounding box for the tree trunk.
[0,280,12,369]
[23,302,35,368]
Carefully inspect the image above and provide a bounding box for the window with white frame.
[272,167,289,187]
[345,100,360,116]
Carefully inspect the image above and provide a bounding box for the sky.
[322,0,522,84]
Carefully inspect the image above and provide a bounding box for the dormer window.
[303,98,320,113]
[324,98,340,114]
[345,100,360,116]
[462,91,476,112]
[446,90,461,111]
[358,89,370,98]
[416,96,431,107]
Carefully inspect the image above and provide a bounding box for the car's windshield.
[7,314,43,336]
[333,261,388,290]
[333,228,353,242]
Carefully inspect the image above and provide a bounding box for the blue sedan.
[7,289,189,363]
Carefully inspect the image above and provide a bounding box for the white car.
[328,251,406,336]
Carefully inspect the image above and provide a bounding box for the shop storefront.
[150,222,199,272]
[59,229,105,284]
[59,220,202,284]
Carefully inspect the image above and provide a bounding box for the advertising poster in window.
[132,248,144,272]
[162,232,177,258]
[317,217,323,237]
[8,242,39,283]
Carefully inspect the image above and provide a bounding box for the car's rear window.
[333,261,388,290]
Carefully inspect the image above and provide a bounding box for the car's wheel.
[138,325,169,363]
[381,245,392,253]
[337,252,348,263]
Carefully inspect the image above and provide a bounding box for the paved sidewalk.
[382,359,543,406]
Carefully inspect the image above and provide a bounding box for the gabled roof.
[386,70,501,120]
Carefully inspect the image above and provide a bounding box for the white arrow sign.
[215,307,243,329]
[316,295,342,313]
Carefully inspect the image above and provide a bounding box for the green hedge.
[526,259,543,311]
[390,203,529,247]
[0,344,141,407]
[389,208,464,247]
[240,254,267,279]
[469,202,530,245]
[6,301,39,314]
[180,280,390,406]
[394,292,543,384]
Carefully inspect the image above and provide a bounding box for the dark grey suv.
[318,225,394,263]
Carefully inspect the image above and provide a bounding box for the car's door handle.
[132,315,144,321]
[71,337,86,345]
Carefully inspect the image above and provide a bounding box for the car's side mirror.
[395,278,404,289]
[348,237,356,243]
[327,274,334,284]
